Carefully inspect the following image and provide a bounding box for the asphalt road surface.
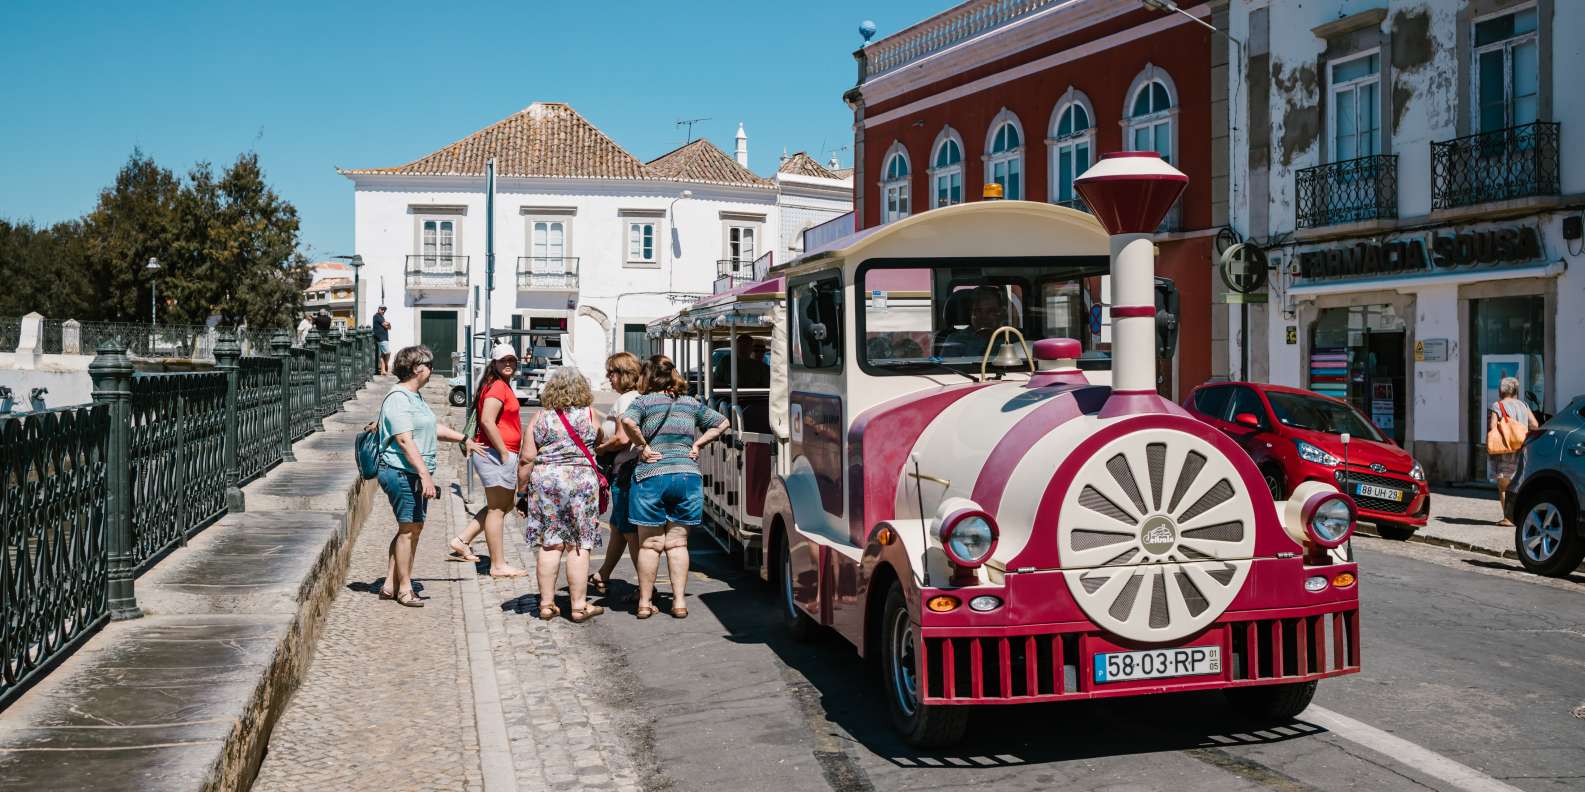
[581,532,1584,792]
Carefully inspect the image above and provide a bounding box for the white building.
[1227,0,1583,482]
[339,103,850,382]
[772,152,854,258]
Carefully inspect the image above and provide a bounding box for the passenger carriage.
[651,154,1362,747]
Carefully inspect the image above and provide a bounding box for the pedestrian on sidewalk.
[590,352,644,595]
[1488,376,1539,526]
[377,345,478,607]
[295,312,313,346]
[520,367,607,623]
[620,355,730,620]
[372,305,392,376]
[448,342,529,577]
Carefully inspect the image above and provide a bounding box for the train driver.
[938,285,1010,359]
[711,334,770,389]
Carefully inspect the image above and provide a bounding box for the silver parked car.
[1505,396,1585,576]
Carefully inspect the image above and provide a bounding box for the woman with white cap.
[447,341,529,577]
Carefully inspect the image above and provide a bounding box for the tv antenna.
[676,117,712,142]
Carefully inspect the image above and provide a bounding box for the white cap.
[491,342,517,361]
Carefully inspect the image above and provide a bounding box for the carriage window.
[858,260,1108,374]
[792,275,843,370]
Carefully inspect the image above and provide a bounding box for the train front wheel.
[777,530,818,641]
[1223,680,1317,721]
[880,582,968,747]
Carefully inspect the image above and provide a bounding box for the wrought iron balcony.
[1295,154,1398,229]
[404,255,470,289]
[716,258,753,283]
[1431,121,1560,210]
[864,0,1061,80]
[517,257,579,290]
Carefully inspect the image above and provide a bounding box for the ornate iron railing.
[39,320,64,354]
[0,318,20,352]
[128,372,227,570]
[517,257,580,290]
[404,255,470,289]
[1431,121,1560,210]
[288,347,318,440]
[0,405,110,709]
[864,0,1060,80]
[236,357,284,484]
[318,338,339,417]
[339,335,357,403]
[1296,154,1398,228]
[77,322,216,359]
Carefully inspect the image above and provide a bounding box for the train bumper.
[914,559,1361,706]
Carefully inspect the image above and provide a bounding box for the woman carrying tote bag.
[1487,376,1539,526]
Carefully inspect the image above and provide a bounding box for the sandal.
[538,603,562,621]
[395,591,425,608]
[446,537,481,563]
[570,605,605,623]
[587,573,609,595]
[378,588,395,600]
[670,606,689,620]
[635,605,657,620]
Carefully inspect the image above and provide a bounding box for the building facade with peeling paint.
[1229,0,1584,484]
[844,0,1235,399]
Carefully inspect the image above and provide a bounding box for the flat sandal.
[538,603,561,621]
[570,605,605,623]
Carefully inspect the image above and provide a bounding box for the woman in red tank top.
[448,343,528,576]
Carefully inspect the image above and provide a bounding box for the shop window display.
[1309,304,1407,445]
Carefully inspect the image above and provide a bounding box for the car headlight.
[1295,440,1340,467]
[1301,493,1355,548]
[1410,461,1425,481]
[940,509,999,568]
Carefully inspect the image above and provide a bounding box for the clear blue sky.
[0,0,955,260]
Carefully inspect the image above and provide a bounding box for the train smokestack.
[1072,152,1188,395]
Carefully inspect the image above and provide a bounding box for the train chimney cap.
[1073,151,1188,236]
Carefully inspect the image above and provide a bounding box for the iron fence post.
[319,329,335,416]
[305,328,324,430]
[215,330,245,512]
[89,341,142,620]
[271,330,295,463]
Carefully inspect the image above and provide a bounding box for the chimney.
[828,153,841,170]
[735,123,748,167]
[1072,152,1187,395]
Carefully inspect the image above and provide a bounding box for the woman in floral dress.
[520,368,606,623]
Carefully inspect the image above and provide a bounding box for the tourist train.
[648,153,1361,746]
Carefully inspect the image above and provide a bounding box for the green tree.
[81,149,182,322]
[0,218,96,319]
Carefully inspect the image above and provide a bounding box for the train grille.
[921,610,1360,703]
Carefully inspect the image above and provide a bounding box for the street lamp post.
[333,254,365,325]
[146,257,161,325]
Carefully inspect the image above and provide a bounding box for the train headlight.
[940,509,999,568]
[1301,493,1355,548]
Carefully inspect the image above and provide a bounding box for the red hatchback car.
[1185,382,1430,539]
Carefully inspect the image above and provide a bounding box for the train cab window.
[856,257,1109,376]
[792,274,843,370]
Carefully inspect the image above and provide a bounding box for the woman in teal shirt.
[378,345,477,607]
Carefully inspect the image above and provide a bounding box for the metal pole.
[484,158,495,354]
[465,322,475,501]
[89,340,142,620]
[151,281,157,325]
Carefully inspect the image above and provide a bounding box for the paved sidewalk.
[1358,485,1516,558]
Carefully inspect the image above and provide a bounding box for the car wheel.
[1224,680,1317,720]
[777,530,818,641]
[1261,467,1285,501]
[880,581,969,747]
[1515,489,1585,577]
[1374,522,1417,541]
[448,387,467,407]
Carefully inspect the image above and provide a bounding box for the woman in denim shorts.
[447,342,528,577]
[619,355,729,619]
[376,345,476,607]
[590,352,644,595]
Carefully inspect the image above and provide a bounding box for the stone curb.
[1356,524,1520,561]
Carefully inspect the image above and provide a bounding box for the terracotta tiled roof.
[777,152,840,179]
[643,139,775,189]
[339,102,647,179]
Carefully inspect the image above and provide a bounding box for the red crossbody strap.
[555,409,606,485]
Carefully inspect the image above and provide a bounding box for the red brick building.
[846,0,1231,396]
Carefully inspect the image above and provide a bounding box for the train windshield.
[857,258,1109,374]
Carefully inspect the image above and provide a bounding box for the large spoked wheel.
[1224,680,1317,721]
[1516,490,1585,577]
[777,530,818,641]
[880,582,968,747]
[1262,467,1286,502]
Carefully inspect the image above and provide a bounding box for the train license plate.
[1354,483,1403,501]
[1094,646,1221,683]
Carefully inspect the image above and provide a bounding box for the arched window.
[929,128,964,208]
[984,110,1024,200]
[880,145,911,222]
[1124,67,1177,164]
[1048,89,1096,210]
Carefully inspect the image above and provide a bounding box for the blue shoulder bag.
[356,392,400,479]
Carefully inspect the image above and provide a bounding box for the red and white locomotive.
[652,153,1361,746]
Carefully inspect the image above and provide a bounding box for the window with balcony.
[1474,5,1537,133]
[986,112,1023,200]
[627,222,656,264]
[1127,78,1174,163]
[1330,52,1380,161]
[882,146,911,223]
[421,219,456,269]
[520,220,576,289]
[408,216,468,289]
[1049,90,1094,210]
[930,129,963,208]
